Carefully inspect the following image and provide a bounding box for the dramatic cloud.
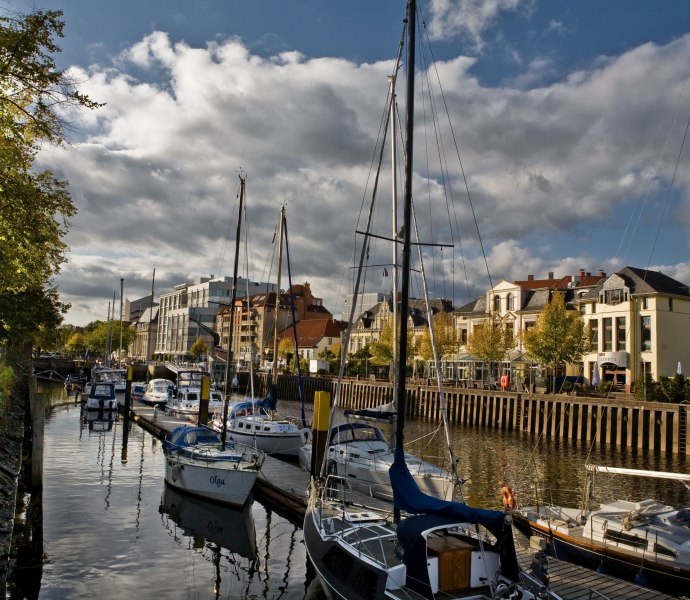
[41,28,690,325]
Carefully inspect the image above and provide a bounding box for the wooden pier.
[271,375,689,455]
[122,400,311,517]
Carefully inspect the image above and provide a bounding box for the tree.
[370,316,418,376]
[82,321,136,361]
[467,318,515,384]
[417,312,458,361]
[521,292,588,393]
[0,10,102,348]
[65,331,86,357]
[190,337,209,360]
[278,337,296,372]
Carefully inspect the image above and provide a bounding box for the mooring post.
[29,375,43,492]
[198,375,210,426]
[311,391,330,477]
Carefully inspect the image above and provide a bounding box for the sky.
[7,0,690,326]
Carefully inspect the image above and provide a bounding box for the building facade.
[576,267,690,391]
[154,275,277,361]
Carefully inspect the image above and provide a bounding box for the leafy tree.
[522,292,588,393]
[190,337,209,360]
[65,331,86,356]
[82,321,135,361]
[467,318,515,384]
[417,311,457,361]
[370,317,417,375]
[0,10,102,347]
[347,345,374,377]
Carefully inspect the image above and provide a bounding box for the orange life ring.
[500,375,509,389]
[501,485,516,511]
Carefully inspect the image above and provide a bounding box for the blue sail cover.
[390,445,518,598]
[389,445,505,536]
[163,426,221,451]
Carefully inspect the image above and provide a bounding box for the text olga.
[210,474,226,487]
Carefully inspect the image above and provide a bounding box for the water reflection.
[13,382,689,599]
[9,382,314,600]
[403,419,690,510]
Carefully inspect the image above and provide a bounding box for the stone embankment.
[0,381,25,583]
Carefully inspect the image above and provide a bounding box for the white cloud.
[42,29,690,325]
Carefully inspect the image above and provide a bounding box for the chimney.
[598,270,606,277]
[528,275,534,281]
[579,269,586,277]
[548,271,554,279]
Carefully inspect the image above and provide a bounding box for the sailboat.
[303,3,554,599]
[511,464,690,596]
[211,204,306,458]
[162,175,265,508]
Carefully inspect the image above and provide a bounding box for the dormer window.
[603,289,624,305]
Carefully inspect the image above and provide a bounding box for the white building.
[154,275,277,361]
[576,266,690,391]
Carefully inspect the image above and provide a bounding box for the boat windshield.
[331,424,386,445]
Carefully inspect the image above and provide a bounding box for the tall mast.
[118,278,124,369]
[272,205,285,384]
[394,0,415,490]
[221,174,245,449]
[390,71,399,410]
[146,268,156,363]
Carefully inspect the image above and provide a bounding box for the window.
[616,317,626,351]
[505,322,513,340]
[641,315,652,351]
[603,318,613,351]
[669,298,674,311]
[642,297,648,310]
[590,320,599,352]
[460,328,468,344]
[493,294,501,312]
[506,293,514,311]
[603,289,624,305]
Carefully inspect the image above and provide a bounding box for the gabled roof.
[580,266,690,300]
[277,318,347,348]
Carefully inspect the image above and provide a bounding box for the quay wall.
[269,375,689,456]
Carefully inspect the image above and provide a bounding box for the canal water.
[9,382,690,599]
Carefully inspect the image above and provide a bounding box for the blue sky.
[7,0,690,325]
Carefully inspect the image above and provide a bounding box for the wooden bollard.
[124,366,133,413]
[198,375,210,426]
[311,391,330,477]
[29,375,43,492]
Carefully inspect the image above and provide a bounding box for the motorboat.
[512,464,690,596]
[140,378,174,407]
[166,370,224,414]
[86,366,127,394]
[83,381,119,411]
[163,424,265,507]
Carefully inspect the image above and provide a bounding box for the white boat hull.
[164,453,260,507]
[229,427,304,457]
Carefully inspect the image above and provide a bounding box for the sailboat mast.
[221,174,245,449]
[146,267,156,363]
[272,205,285,383]
[395,0,415,458]
[391,74,399,408]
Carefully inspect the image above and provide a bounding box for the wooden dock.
[512,525,678,600]
[121,400,311,518]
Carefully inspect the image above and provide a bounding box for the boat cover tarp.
[163,425,221,451]
[390,445,519,598]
